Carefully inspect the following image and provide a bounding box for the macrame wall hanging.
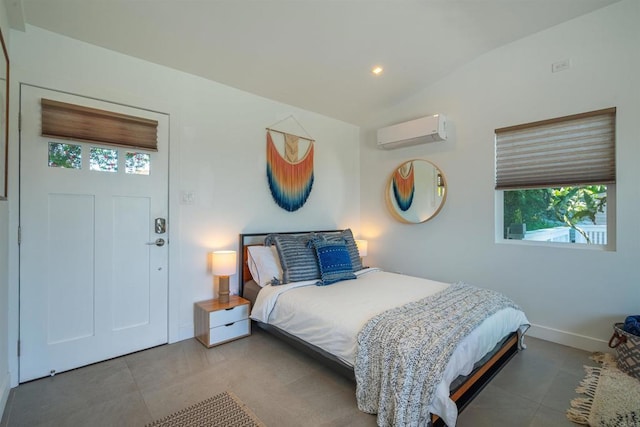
[392,161,415,211]
[266,116,315,212]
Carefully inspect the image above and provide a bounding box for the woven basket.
[608,322,640,380]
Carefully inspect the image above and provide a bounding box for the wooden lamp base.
[218,275,230,303]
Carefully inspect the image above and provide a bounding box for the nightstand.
[194,296,251,347]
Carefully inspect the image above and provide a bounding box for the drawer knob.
[225,322,234,327]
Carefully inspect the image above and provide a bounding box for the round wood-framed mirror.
[385,159,447,224]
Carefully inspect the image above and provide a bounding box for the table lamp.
[355,239,368,264]
[211,250,237,303]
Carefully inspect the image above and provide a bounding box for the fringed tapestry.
[392,161,414,211]
[266,131,314,212]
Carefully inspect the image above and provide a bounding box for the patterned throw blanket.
[355,282,522,426]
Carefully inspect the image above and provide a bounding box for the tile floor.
[1,327,593,427]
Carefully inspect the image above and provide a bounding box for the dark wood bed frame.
[238,231,521,426]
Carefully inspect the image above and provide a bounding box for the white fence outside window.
[518,224,607,245]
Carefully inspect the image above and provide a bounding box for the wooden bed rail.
[431,333,519,426]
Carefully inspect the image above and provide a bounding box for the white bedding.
[250,268,529,426]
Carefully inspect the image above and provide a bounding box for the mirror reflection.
[386,159,447,224]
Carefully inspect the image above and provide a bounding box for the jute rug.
[567,353,640,427]
[146,391,266,427]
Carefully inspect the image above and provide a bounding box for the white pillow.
[247,245,283,287]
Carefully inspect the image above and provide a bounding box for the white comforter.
[251,268,529,426]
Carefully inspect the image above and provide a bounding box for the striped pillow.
[265,233,320,284]
[319,229,363,271]
[312,240,356,286]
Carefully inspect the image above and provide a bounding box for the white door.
[19,86,169,382]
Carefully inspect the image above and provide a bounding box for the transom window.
[48,142,81,169]
[48,142,152,176]
[42,98,157,176]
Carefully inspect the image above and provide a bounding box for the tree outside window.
[504,186,607,244]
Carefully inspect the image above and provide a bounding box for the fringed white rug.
[567,353,640,427]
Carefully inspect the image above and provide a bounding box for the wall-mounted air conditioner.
[377,114,447,149]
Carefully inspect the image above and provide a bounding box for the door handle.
[146,238,165,247]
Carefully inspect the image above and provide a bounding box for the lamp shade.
[211,250,237,276]
[355,240,368,257]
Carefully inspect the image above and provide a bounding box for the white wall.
[360,0,639,352]
[0,0,10,418]
[6,25,360,386]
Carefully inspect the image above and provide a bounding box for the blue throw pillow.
[312,240,356,286]
[319,229,363,271]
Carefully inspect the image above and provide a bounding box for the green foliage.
[48,143,81,169]
[504,186,607,243]
[547,186,607,243]
[504,189,556,231]
[125,152,150,175]
[90,147,118,172]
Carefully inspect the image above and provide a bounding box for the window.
[47,143,153,176]
[125,152,150,175]
[48,142,81,169]
[496,108,615,246]
[90,147,118,172]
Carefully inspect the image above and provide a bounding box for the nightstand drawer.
[209,303,249,328]
[194,296,251,348]
[209,319,250,346]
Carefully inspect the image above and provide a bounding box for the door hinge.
[17,340,20,357]
[18,112,21,132]
[18,226,21,245]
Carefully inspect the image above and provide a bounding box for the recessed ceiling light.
[372,66,383,75]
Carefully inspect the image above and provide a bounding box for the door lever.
[146,238,165,247]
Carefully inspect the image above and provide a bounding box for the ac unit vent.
[377,114,446,149]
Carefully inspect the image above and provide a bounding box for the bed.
[239,230,529,426]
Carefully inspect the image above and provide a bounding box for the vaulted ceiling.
[7,0,620,125]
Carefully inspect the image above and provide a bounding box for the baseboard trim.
[178,324,195,343]
[0,372,10,423]
[527,324,609,353]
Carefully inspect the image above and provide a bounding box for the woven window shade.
[41,98,158,151]
[495,108,616,190]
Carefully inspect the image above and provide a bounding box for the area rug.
[146,391,266,427]
[567,352,640,427]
